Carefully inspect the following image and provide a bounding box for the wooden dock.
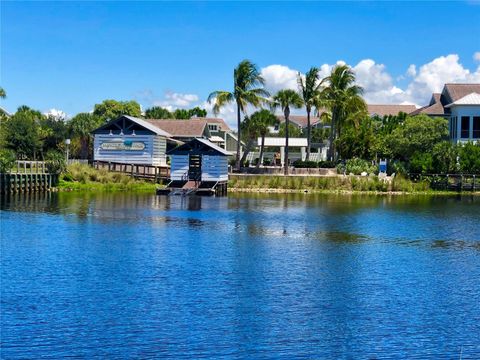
[93,161,170,183]
[1,161,57,194]
[409,173,479,192]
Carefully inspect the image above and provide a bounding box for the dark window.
[473,117,480,139]
[461,116,470,138]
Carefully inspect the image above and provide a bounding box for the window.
[450,116,457,139]
[461,116,470,139]
[208,124,218,132]
[473,116,480,139]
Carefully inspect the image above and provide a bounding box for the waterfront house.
[92,115,239,166]
[412,83,480,142]
[92,115,177,166]
[367,104,417,117]
[145,117,239,155]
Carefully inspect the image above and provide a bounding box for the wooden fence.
[93,161,170,182]
[410,173,479,192]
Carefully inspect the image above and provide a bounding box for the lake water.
[1,192,479,359]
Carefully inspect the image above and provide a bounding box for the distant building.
[145,117,239,155]
[412,84,480,142]
[367,104,417,117]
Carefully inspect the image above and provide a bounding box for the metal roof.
[445,92,480,107]
[257,137,308,147]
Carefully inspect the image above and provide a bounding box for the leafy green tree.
[311,127,330,143]
[93,99,142,121]
[459,142,480,174]
[431,141,459,174]
[0,87,6,98]
[3,106,44,159]
[317,64,366,161]
[40,115,68,154]
[277,122,302,138]
[249,109,278,168]
[0,149,15,173]
[409,152,434,174]
[188,107,207,118]
[336,117,376,160]
[144,106,172,119]
[271,89,304,175]
[69,113,103,159]
[385,115,448,161]
[208,60,269,169]
[298,67,321,160]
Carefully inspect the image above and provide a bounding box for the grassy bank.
[56,164,159,192]
[228,174,434,194]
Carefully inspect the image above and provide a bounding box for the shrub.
[45,150,67,174]
[293,160,318,168]
[339,158,377,175]
[409,152,433,175]
[318,160,335,168]
[0,149,16,173]
[263,159,271,166]
[459,142,480,174]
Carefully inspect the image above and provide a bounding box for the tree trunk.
[235,103,241,170]
[328,108,336,162]
[240,138,254,166]
[306,107,311,161]
[284,107,290,176]
[257,133,266,168]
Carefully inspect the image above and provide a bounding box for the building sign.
[100,140,145,151]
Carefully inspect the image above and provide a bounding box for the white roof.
[445,92,480,107]
[123,115,172,137]
[195,137,231,156]
[209,135,225,143]
[257,137,308,147]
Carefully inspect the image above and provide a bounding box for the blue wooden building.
[159,138,229,196]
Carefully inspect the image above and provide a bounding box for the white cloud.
[44,108,68,120]
[406,64,417,77]
[155,92,199,108]
[260,64,300,93]
[474,52,480,62]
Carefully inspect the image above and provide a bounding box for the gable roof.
[92,115,172,137]
[277,115,322,128]
[167,137,230,156]
[190,117,231,131]
[443,84,480,104]
[145,119,208,137]
[445,92,480,107]
[410,93,445,116]
[367,104,417,117]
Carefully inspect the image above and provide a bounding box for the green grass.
[56,164,159,192]
[229,174,437,194]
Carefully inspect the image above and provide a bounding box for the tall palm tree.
[271,89,304,175]
[208,60,269,170]
[297,67,321,160]
[317,65,366,161]
[0,87,6,98]
[69,113,103,159]
[249,109,278,168]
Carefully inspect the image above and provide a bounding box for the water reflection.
[1,192,480,358]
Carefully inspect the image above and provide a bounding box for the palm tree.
[317,64,366,161]
[0,87,6,98]
[239,115,261,166]
[297,67,321,160]
[208,60,269,170]
[271,89,304,175]
[249,109,278,168]
[69,113,102,159]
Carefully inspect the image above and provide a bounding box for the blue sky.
[1,1,480,125]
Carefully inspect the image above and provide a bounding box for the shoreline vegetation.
[54,164,480,195]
